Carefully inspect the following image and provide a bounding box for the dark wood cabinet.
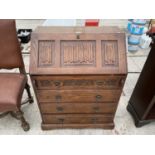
[127,43,155,127]
[30,27,127,130]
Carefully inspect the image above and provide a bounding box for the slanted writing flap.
[30,27,127,75]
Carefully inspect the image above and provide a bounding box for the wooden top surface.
[30,26,127,75]
[34,26,124,34]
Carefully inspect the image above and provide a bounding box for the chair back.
[0,20,24,69]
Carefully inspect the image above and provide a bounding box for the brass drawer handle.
[56,107,63,112]
[91,118,97,124]
[93,106,100,112]
[58,118,64,124]
[55,95,62,101]
[95,95,102,101]
[54,81,61,87]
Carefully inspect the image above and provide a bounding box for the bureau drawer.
[40,103,117,114]
[37,90,121,103]
[32,75,125,90]
[42,114,113,124]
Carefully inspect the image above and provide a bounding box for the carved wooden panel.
[35,78,121,89]
[101,41,118,67]
[38,41,55,67]
[61,41,96,66]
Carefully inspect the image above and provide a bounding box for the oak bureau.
[30,26,127,130]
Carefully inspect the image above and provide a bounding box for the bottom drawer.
[42,114,113,124]
[42,123,114,130]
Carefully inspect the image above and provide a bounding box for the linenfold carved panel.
[61,41,96,66]
[101,41,118,67]
[38,41,55,67]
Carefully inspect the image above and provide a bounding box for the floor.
[0,19,154,135]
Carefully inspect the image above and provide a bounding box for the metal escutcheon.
[95,95,102,101]
[56,107,63,112]
[93,107,100,112]
[54,81,61,87]
[91,118,97,124]
[58,118,64,123]
[55,95,62,101]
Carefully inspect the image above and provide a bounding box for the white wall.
[16,19,128,29]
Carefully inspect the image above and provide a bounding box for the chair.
[0,20,33,131]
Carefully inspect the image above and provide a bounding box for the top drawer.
[32,75,125,90]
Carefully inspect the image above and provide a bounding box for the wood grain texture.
[102,41,118,67]
[38,41,55,67]
[42,114,113,124]
[61,41,96,66]
[36,89,121,103]
[30,27,127,75]
[41,123,114,130]
[32,75,125,90]
[39,102,117,114]
[30,26,127,130]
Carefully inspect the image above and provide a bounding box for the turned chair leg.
[10,110,30,131]
[25,82,34,104]
[0,112,10,118]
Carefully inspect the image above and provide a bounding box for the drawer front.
[32,75,125,90]
[42,114,113,124]
[40,103,117,114]
[37,90,121,103]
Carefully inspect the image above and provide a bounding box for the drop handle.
[91,118,97,124]
[58,118,64,124]
[96,80,103,86]
[95,95,102,101]
[56,107,63,112]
